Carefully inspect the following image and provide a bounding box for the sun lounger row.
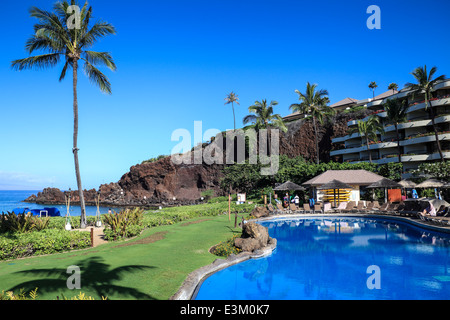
[267,202,450,227]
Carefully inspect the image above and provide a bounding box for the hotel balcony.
[401,151,450,162]
[407,96,450,113]
[347,111,387,127]
[400,132,450,147]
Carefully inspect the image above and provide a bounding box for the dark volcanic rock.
[234,222,273,252]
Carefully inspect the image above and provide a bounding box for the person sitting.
[421,204,436,217]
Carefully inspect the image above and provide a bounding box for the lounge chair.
[355,202,365,213]
[377,203,389,214]
[431,216,450,226]
[267,204,276,215]
[313,204,323,214]
[289,203,299,213]
[303,203,313,214]
[341,201,356,213]
[372,201,381,211]
[333,201,348,213]
[366,201,375,212]
[276,203,286,214]
[386,203,399,214]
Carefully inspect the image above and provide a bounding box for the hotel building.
[329,80,450,178]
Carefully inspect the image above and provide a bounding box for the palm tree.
[11,1,116,228]
[290,82,335,164]
[369,81,378,98]
[224,92,240,131]
[388,83,399,94]
[349,116,384,163]
[405,65,447,161]
[243,99,287,132]
[243,99,287,157]
[384,98,409,164]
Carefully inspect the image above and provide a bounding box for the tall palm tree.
[224,92,240,131]
[290,82,335,164]
[405,65,447,161]
[369,81,378,98]
[243,99,287,157]
[349,116,384,163]
[243,99,287,132]
[388,83,399,94]
[11,1,116,228]
[384,98,409,164]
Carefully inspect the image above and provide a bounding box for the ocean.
[0,190,119,216]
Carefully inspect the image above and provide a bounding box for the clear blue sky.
[1,0,449,190]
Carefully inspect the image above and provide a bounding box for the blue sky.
[1,0,450,190]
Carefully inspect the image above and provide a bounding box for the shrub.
[211,234,242,257]
[0,229,91,260]
[103,208,144,241]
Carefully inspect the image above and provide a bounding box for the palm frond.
[83,51,117,71]
[11,53,61,71]
[79,21,116,49]
[83,60,112,94]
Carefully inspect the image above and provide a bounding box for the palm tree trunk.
[232,102,236,132]
[72,58,87,228]
[313,117,319,164]
[428,99,444,161]
[366,137,372,163]
[395,123,402,164]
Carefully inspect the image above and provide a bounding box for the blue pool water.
[194,217,450,300]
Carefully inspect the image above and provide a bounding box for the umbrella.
[366,178,402,203]
[416,178,446,188]
[273,181,306,207]
[397,179,417,188]
[397,179,417,199]
[273,181,306,191]
[317,180,352,207]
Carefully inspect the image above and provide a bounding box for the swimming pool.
[194,216,450,300]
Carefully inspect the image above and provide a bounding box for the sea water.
[0,190,118,216]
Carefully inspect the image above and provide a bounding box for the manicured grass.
[0,214,242,300]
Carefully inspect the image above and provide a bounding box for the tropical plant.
[225,92,240,131]
[388,83,398,94]
[349,116,384,163]
[243,99,287,132]
[290,82,335,164]
[384,98,409,164]
[405,65,447,161]
[369,81,378,98]
[243,99,287,159]
[1,212,36,233]
[11,1,117,228]
[103,208,144,240]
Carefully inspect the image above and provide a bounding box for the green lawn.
[0,214,241,300]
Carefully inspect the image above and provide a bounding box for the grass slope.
[0,214,241,300]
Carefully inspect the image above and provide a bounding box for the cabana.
[303,170,385,204]
[317,179,352,207]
